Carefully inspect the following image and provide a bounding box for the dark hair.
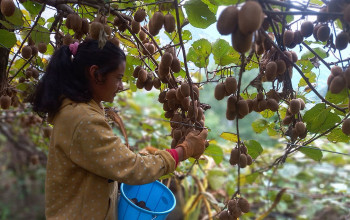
[30,40,126,117]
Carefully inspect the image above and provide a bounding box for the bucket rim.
[120,180,176,215]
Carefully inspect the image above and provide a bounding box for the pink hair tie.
[69,42,79,56]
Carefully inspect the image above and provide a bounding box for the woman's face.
[89,61,126,103]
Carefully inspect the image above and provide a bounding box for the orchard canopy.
[1,0,350,219]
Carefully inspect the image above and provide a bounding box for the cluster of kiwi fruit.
[132,66,161,91]
[282,98,307,139]
[0,86,20,109]
[283,21,314,48]
[21,37,47,59]
[148,11,176,36]
[229,144,253,168]
[327,66,350,94]
[219,197,250,219]
[158,48,181,80]
[22,66,40,81]
[20,113,42,127]
[1,0,16,17]
[217,2,264,53]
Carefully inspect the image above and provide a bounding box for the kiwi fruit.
[151,11,164,30]
[181,97,190,111]
[295,121,306,136]
[317,25,330,42]
[217,5,239,35]
[171,58,181,73]
[94,14,107,24]
[136,78,145,89]
[25,68,32,78]
[344,68,350,88]
[90,22,104,40]
[114,16,122,26]
[180,83,190,97]
[0,95,11,109]
[293,30,304,45]
[131,19,141,34]
[63,34,73,45]
[300,21,314,38]
[134,8,146,22]
[103,24,112,36]
[230,148,240,165]
[109,37,120,47]
[118,22,128,33]
[148,20,160,36]
[30,46,38,56]
[21,46,32,59]
[289,99,301,115]
[144,78,153,91]
[227,95,237,112]
[283,51,293,64]
[238,198,250,213]
[164,13,176,33]
[161,52,173,68]
[66,13,74,29]
[197,107,204,121]
[298,98,305,110]
[228,199,236,213]
[226,108,236,121]
[267,98,279,111]
[158,62,170,77]
[138,69,148,83]
[164,111,174,119]
[239,154,247,168]
[276,60,287,75]
[224,77,237,95]
[214,83,226,100]
[255,43,264,55]
[238,99,249,116]
[38,42,47,54]
[231,202,243,218]
[246,99,254,113]
[238,1,263,35]
[71,14,82,33]
[133,66,142,78]
[219,210,229,220]
[289,51,297,63]
[153,78,161,89]
[263,37,272,51]
[232,30,253,54]
[81,18,89,34]
[28,37,35,46]
[1,0,16,17]
[258,99,267,111]
[246,154,253,165]
[313,24,321,41]
[166,88,177,100]
[344,5,350,24]
[139,30,147,41]
[331,66,343,76]
[31,68,39,79]
[192,85,200,99]
[147,43,155,54]
[342,118,350,135]
[283,30,294,48]
[335,32,349,50]
[158,91,166,103]
[265,61,277,81]
[317,7,329,22]
[176,87,184,100]
[330,75,346,93]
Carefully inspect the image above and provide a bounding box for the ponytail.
[31,40,126,117]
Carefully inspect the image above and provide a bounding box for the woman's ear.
[88,65,99,81]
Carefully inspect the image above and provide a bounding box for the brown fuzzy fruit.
[227,95,237,112]
[345,68,350,88]
[1,0,16,17]
[136,78,144,89]
[166,89,177,100]
[90,22,104,40]
[317,7,329,22]
[171,58,181,73]
[109,37,120,47]
[238,1,263,35]
[317,25,330,42]
[290,51,298,63]
[161,52,173,68]
[232,30,253,54]
[131,20,141,34]
[217,5,239,35]
[295,121,306,136]
[138,69,148,83]
[193,85,200,99]
[290,99,301,115]
[335,32,349,50]
[224,77,237,95]
[265,61,277,81]
[293,30,304,45]
[344,5,350,24]
[148,20,159,36]
[238,198,250,213]
[238,99,249,116]
[228,199,237,213]
[31,68,39,79]
[158,91,167,103]
[342,118,350,135]
[66,13,74,29]
[298,98,305,110]
[180,83,190,97]
[63,34,73,45]
[153,78,161,89]
[276,60,286,75]
[218,210,229,220]
[283,116,292,125]
[300,21,314,38]
[239,154,247,168]
[164,13,176,33]
[81,18,89,34]
[283,30,294,48]
[214,83,226,100]
[247,154,253,165]
[147,43,155,54]
[113,16,122,26]
[0,95,11,109]
[257,92,264,101]
[158,62,169,78]
[134,9,146,22]
[229,148,240,165]
[151,11,164,30]
[21,46,32,59]
[38,42,47,54]
[330,75,346,94]
[71,14,82,33]
[226,108,236,120]
[267,98,279,111]
[331,66,343,76]
[133,66,142,78]
[181,97,190,111]
[258,99,267,111]
[30,46,38,56]
[144,79,153,91]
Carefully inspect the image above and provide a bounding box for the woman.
[31,39,207,219]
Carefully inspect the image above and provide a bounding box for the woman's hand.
[176,129,208,160]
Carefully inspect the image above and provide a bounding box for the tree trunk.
[0,12,10,93]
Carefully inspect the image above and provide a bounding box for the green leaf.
[267,123,278,136]
[212,39,240,66]
[22,1,43,17]
[220,132,238,142]
[310,0,324,6]
[165,30,192,44]
[187,38,212,68]
[325,88,348,105]
[246,172,259,184]
[4,8,24,27]
[301,47,327,60]
[201,0,218,14]
[303,104,341,133]
[251,119,268,133]
[211,0,239,5]
[207,169,227,190]
[184,0,216,29]
[327,128,350,143]
[0,29,17,48]
[298,71,316,87]
[204,144,224,165]
[260,109,275,118]
[31,25,50,45]
[0,20,15,29]
[298,146,323,161]
[244,140,263,159]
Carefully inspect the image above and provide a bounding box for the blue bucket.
[118,181,176,220]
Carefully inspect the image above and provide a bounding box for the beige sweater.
[45,98,176,220]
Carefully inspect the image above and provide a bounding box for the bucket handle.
[151,215,158,220]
